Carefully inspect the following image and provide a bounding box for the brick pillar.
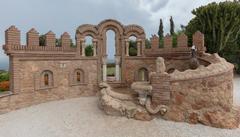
[61,32,71,48]
[5,25,20,45]
[45,31,56,47]
[150,57,170,105]
[27,28,39,46]
[177,33,188,47]
[151,73,171,105]
[193,31,206,54]
[164,34,172,48]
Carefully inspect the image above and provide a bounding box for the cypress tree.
[158,19,164,48]
[170,16,175,35]
[158,19,164,38]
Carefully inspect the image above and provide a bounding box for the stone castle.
[2,19,240,129]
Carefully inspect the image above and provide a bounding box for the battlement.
[3,26,76,54]
[144,31,206,57]
[3,25,206,58]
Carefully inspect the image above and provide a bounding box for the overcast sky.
[0,0,224,70]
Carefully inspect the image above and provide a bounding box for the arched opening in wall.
[74,69,84,83]
[137,68,149,81]
[85,36,93,56]
[129,36,137,56]
[41,70,53,88]
[106,30,116,82]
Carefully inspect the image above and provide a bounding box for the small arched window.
[74,69,84,84]
[129,36,137,56]
[77,72,81,82]
[41,70,53,88]
[138,68,149,81]
[44,73,49,86]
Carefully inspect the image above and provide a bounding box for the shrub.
[85,45,93,56]
[0,81,9,91]
[0,72,9,82]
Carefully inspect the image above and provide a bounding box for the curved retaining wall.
[162,54,240,128]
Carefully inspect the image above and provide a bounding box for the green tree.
[185,1,240,73]
[170,16,177,47]
[158,19,164,48]
[39,35,46,46]
[158,19,164,38]
[85,44,93,56]
[0,72,9,82]
[145,39,151,49]
[185,1,240,54]
[129,40,137,56]
[170,16,175,35]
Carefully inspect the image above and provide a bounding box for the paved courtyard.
[0,76,239,137]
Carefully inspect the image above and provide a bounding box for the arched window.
[138,68,149,81]
[44,73,49,86]
[129,36,137,56]
[85,36,94,56]
[74,69,84,84]
[41,70,53,88]
[76,72,81,82]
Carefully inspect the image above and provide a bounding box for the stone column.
[115,56,121,81]
[125,39,129,56]
[93,39,97,56]
[102,56,107,82]
[137,39,141,56]
[81,39,85,56]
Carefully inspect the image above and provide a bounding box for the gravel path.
[0,78,239,137]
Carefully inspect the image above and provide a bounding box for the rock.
[99,85,148,119]
[175,94,184,105]
[199,109,240,129]
[188,112,198,124]
[164,107,185,122]
[134,112,153,121]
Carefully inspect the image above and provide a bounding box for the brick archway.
[76,19,146,84]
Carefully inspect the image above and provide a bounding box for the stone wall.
[161,54,240,128]
[125,57,155,85]
[0,58,98,114]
